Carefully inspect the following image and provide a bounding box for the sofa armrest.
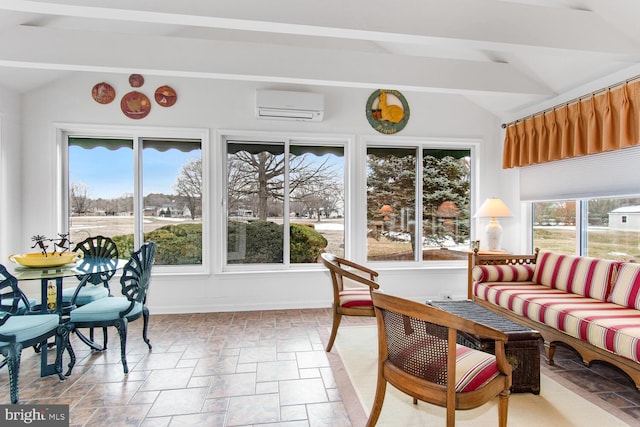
[472,264,536,283]
[468,248,539,299]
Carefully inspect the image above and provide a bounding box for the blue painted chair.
[62,235,119,349]
[68,242,156,374]
[0,264,69,404]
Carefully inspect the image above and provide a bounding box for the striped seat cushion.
[608,263,640,309]
[390,336,500,392]
[339,288,373,308]
[475,281,640,363]
[533,250,618,300]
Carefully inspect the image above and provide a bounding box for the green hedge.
[112,223,202,264]
[227,220,327,264]
[290,223,328,263]
[111,221,326,265]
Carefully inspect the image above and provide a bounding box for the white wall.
[0,83,22,263]
[12,72,515,313]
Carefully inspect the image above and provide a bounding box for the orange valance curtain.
[503,80,640,168]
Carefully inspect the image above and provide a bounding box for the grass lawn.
[534,227,640,262]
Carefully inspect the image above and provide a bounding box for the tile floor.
[1,309,639,426]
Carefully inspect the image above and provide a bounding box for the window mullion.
[577,199,587,256]
[283,139,291,265]
[416,146,424,261]
[133,136,143,250]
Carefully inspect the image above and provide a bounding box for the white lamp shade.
[476,198,512,218]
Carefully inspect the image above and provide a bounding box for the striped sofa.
[470,249,640,389]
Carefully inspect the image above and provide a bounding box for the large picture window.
[65,133,204,268]
[366,145,472,262]
[532,197,640,262]
[225,139,344,267]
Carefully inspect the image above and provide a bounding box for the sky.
[69,146,200,199]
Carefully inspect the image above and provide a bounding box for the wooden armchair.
[368,292,512,427]
[319,253,380,352]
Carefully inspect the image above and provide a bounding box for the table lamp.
[475,197,512,251]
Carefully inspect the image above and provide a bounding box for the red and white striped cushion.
[454,345,501,392]
[474,280,640,363]
[533,250,618,300]
[472,264,535,283]
[339,288,373,308]
[608,263,640,309]
[391,337,500,392]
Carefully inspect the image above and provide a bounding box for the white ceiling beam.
[0,25,553,96]
[2,0,639,58]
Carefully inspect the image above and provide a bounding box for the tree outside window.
[367,146,471,261]
[67,136,203,265]
[226,142,344,265]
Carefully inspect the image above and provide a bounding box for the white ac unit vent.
[256,90,324,121]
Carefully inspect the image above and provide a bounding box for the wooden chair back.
[320,253,380,351]
[368,291,512,427]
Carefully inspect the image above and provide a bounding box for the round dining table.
[6,255,128,377]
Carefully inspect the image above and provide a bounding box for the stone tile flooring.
[1,309,639,426]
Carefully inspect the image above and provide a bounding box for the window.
[366,145,472,262]
[532,200,576,255]
[532,197,640,262]
[225,138,344,267]
[63,131,205,268]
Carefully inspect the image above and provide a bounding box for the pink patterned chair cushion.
[472,264,535,283]
[608,263,640,309]
[532,250,618,300]
[339,288,373,308]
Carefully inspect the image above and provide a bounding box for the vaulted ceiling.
[0,0,639,119]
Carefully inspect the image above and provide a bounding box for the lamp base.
[485,218,503,251]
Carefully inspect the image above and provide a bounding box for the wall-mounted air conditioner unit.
[256,90,324,121]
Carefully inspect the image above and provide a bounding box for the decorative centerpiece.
[9,234,82,268]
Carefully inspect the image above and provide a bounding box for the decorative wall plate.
[91,82,115,104]
[365,89,410,134]
[121,91,151,119]
[128,73,144,88]
[154,85,177,107]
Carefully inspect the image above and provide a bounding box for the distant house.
[608,206,640,231]
[156,205,192,218]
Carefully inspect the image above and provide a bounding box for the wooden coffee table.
[428,299,541,394]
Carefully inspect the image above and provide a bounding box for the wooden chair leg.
[326,311,342,352]
[446,401,455,427]
[498,389,510,427]
[366,376,387,427]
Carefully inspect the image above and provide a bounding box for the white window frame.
[359,135,481,267]
[55,123,210,275]
[218,130,352,273]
